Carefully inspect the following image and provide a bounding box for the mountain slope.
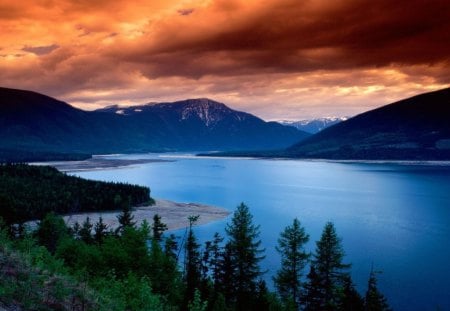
[97,98,310,151]
[285,88,450,160]
[0,87,141,153]
[0,87,96,152]
[0,88,309,155]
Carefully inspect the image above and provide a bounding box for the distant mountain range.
[0,87,309,158]
[278,117,348,134]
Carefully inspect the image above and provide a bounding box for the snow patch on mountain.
[279,117,349,134]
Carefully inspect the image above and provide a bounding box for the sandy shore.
[31,157,174,172]
[60,199,230,231]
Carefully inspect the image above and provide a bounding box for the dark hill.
[285,87,450,160]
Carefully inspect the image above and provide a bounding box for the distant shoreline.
[27,199,231,232]
[31,156,174,172]
[31,153,450,172]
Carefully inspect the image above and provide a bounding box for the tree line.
[0,164,152,226]
[1,201,391,310]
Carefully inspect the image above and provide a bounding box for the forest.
[0,201,391,310]
[0,164,152,226]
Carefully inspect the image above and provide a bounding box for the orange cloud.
[0,0,449,119]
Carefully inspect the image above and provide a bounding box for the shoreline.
[31,157,174,172]
[57,199,230,231]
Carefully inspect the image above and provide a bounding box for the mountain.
[0,88,309,156]
[279,117,348,134]
[284,88,450,160]
[96,98,310,151]
[0,87,140,154]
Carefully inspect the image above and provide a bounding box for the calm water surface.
[73,154,450,311]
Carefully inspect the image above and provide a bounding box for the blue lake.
[74,154,450,311]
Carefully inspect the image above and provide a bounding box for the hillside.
[0,87,309,156]
[284,88,450,160]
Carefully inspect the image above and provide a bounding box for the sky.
[0,0,449,120]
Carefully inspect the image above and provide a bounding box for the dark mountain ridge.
[285,87,450,160]
[0,87,309,156]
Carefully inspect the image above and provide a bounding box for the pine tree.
[71,221,81,239]
[215,242,236,303]
[340,275,364,311]
[184,215,202,308]
[308,222,350,310]
[303,266,322,311]
[209,232,224,287]
[94,216,108,244]
[79,216,93,244]
[116,199,135,233]
[225,203,265,310]
[274,218,310,309]
[164,233,179,260]
[152,214,168,242]
[365,269,391,311]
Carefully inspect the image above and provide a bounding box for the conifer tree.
[79,216,93,244]
[308,222,350,310]
[340,275,364,311]
[164,233,179,260]
[152,214,168,242]
[303,266,322,311]
[185,215,202,307]
[71,221,81,239]
[215,242,236,303]
[116,198,135,233]
[274,218,310,309]
[209,232,224,287]
[94,216,108,244]
[365,270,391,311]
[225,203,265,310]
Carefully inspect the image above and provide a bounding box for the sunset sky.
[1,0,449,120]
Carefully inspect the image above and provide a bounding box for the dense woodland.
[0,164,391,310]
[0,164,152,226]
[1,202,391,310]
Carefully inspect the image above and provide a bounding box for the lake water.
[73,154,450,311]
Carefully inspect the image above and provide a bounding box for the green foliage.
[184,215,203,307]
[116,200,136,234]
[164,233,179,260]
[188,288,208,311]
[94,273,164,311]
[0,163,152,225]
[35,212,70,254]
[340,275,364,311]
[94,216,109,244]
[365,270,391,311]
[79,216,94,244]
[305,222,350,311]
[225,203,265,310]
[274,218,310,308]
[152,214,168,242]
[0,233,100,310]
